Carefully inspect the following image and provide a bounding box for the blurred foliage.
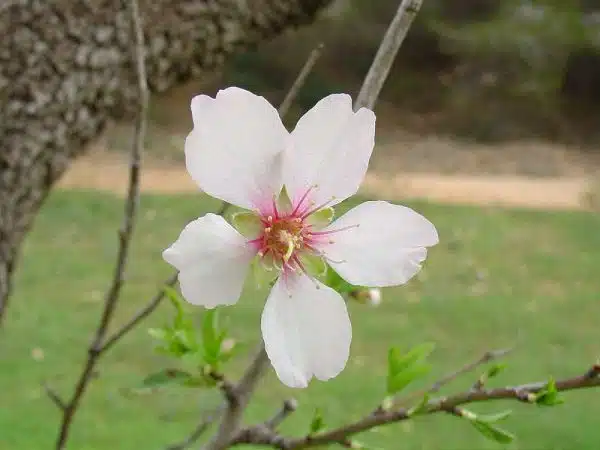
[220,0,600,145]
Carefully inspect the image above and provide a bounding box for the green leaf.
[387,343,436,394]
[486,363,507,379]
[477,410,513,423]
[535,378,564,406]
[470,419,515,444]
[201,309,224,366]
[309,408,326,434]
[387,364,431,394]
[141,369,193,388]
[389,343,436,374]
[148,327,168,342]
[164,286,185,316]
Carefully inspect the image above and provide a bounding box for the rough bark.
[0,0,332,325]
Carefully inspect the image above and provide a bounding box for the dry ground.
[58,148,595,211]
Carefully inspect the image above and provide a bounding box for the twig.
[233,365,600,448]
[374,347,513,415]
[203,347,270,450]
[44,382,66,411]
[53,1,147,448]
[354,0,423,111]
[99,273,178,353]
[264,399,298,430]
[431,347,513,394]
[166,404,227,450]
[277,43,324,117]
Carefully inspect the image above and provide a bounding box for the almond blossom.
[163,87,438,388]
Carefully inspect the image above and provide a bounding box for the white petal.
[261,274,352,388]
[285,94,375,206]
[163,213,255,308]
[323,201,438,287]
[186,87,288,210]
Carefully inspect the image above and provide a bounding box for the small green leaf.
[387,343,436,394]
[387,364,431,394]
[470,419,515,444]
[141,369,192,388]
[201,309,224,366]
[390,343,436,375]
[477,410,512,423]
[148,327,168,342]
[309,408,326,434]
[231,211,262,238]
[535,378,564,406]
[164,286,185,315]
[486,363,507,379]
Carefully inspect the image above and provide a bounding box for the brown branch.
[99,273,178,353]
[277,43,324,118]
[373,346,514,415]
[354,0,423,111]
[233,365,600,448]
[264,399,298,430]
[53,1,148,448]
[44,382,66,411]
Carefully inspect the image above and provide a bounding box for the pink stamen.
[291,186,315,216]
[308,224,359,237]
[300,196,336,220]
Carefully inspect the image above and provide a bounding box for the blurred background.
[4,1,600,449]
[101,0,600,178]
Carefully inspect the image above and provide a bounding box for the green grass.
[1,190,599,450]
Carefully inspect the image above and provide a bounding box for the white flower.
[163,87,439,388]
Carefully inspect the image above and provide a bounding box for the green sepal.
[231,211,263,238]
[251,257,278,289]
[306,206,334,228]
[299,253,327,279]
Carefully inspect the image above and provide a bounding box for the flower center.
[259,216,308,269]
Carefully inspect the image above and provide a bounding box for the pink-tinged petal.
[163,213,255,308]
[261,274,352,388]
[186,87,288,210]
[323,201,438,287]
[285,94,375,207]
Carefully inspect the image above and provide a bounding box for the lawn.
[1,190,599,450]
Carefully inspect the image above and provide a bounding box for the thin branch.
[374,347,513,415]
[53,1,148,448]
[166,404,227,450]
[99,273,177,353]
[233,365,600,448]
[277,43,324,117]
[354,0,423,111]
[430,347,512,395]
[44,382,66,411]
[264,399,298,430]
[203,347,270,450]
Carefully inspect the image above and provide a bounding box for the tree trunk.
[0,0,332,325]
